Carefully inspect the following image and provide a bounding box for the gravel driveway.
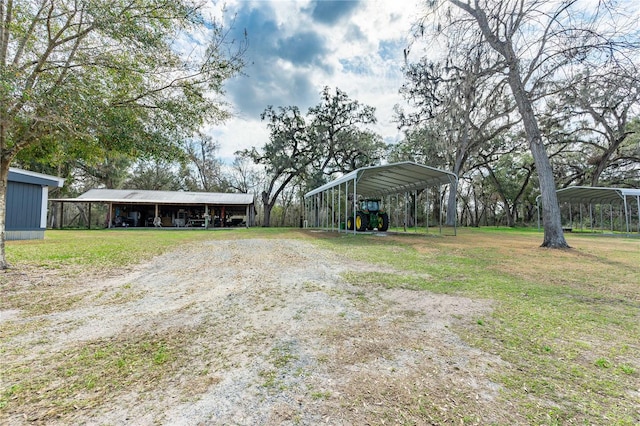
[2,237,504,424]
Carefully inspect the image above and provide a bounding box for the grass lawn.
[2,227,639,424]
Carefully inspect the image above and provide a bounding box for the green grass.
[3,227,639,424]
[313,229,640,425]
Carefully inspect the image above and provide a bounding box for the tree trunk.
[448,0,569,248]
[0,157,11,269]
[501,58,568,243]
[261,191,273,227]
[506,64,568,246]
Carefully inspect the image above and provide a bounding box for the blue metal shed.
[7,168,65,240]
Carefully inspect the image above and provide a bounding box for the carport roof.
[304,161,457,198]
[52,189,254,205]
[555,186,640,204]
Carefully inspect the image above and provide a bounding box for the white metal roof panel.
[555,186,640,204]
[56,189,254,205]
[9,167,65,187]
[304,162,457,198]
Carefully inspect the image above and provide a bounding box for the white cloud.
[209,0,426,163]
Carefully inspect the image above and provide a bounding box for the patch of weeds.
[21,293,84,316]
[258,342,300,392]
[343,271,427,291]
[594,358,612,369]
[302,281,323,292]
[259,369,278,388]
[617,364,635,375]
[310,390,331,400]
[269,343,298,369]
[0,384,22,409]
[0,327,199,422]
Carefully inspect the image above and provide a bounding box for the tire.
[356,212,368,231]
[346,216,354,230]
[378,213,389,231]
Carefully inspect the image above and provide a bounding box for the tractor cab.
[347,198,389,232]
[360,199,380,213]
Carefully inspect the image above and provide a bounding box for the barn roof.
[304,161,457,198]
[53,189,254,205]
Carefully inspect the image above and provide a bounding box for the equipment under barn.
[304,162,458,235]
[51,189,255,229]
[537,186,640,236]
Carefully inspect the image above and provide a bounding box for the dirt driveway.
[2,237,506,425]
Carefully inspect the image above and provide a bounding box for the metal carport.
[536,186,640,235]
[303,162,458,234]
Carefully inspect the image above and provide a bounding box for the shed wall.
[7,181,44,231]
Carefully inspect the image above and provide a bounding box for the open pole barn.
[303,162,458,235]
[50,189,255,229]
[7,168,65,240]
[536,186,640,236]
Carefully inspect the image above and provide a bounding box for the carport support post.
[344,181,348,233]
[404,192,407,232]
[108,202,112,228]
[610,204,613,232]
[426,189,430,233]
[569,203,573,230]
[637,196,640,233]
[624,195,630,234]
[353,178,357,235]
[414,190,418,233]
[88,202,92,230]
[579,203,583,232]
[333,187,336,231]
[338,185,341,233]
[439,185,443,234]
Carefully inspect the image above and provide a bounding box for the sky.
[208,0,428,163]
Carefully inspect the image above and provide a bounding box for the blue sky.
[207,0,426,162]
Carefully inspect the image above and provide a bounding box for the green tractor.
[346,199,390,232]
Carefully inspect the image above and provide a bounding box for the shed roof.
[304,161,457,198]
[555,186,640,204]
[53,189,254,205]
[9,167,65,188]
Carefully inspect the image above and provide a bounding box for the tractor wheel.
[378,213,389,231]
[355,212,368,231]
[346,216,354,230]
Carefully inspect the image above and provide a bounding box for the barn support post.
[60,202,64,229]
[88,202,92,230]
[589,204,593,233]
